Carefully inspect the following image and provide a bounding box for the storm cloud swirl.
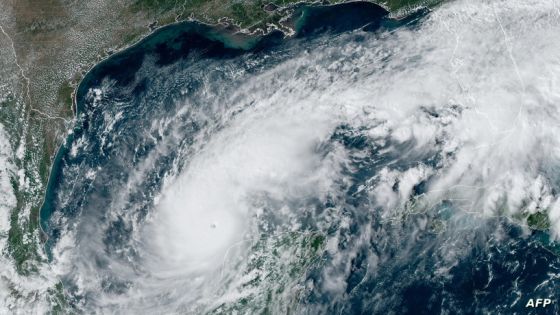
[35,0,560,313]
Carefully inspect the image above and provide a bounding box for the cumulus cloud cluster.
[0,124,57,313]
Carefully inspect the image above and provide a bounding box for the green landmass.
[210,231,326,314]
[526,211,551,231]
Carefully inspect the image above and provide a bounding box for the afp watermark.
[526,298,553,308]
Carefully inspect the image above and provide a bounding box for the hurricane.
[34,0,560,313]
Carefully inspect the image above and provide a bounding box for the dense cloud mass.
[4,0,560,313]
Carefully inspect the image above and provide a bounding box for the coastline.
[38,1,393,254]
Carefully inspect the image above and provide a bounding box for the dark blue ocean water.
[39,2,560,314]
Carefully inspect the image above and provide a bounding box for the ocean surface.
[39,1,560,313]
